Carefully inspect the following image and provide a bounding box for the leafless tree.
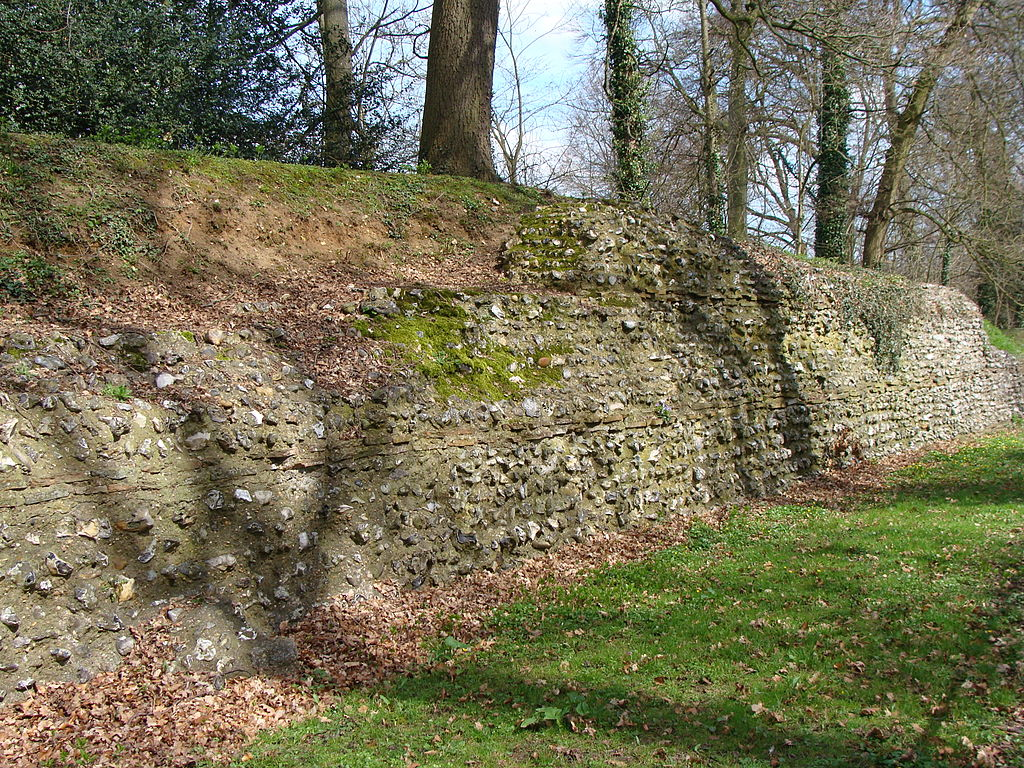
[491,0,577,188]
[861,0,985,267]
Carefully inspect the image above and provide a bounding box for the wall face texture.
[0,202,1021,698]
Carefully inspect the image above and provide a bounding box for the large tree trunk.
[861,0,983,268]
[604,0,650,202]
[814,41,851,262]
[318,0,357,167]
[419,0,499,181]
[724,0,756,239]
[698,0,725,234]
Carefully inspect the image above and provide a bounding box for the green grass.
[186,148,542,220]
[984,321,1024,357]
[101,383,132,401]
[230,433,1024,767]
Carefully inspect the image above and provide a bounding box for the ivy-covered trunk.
[603,0,650,203]
[698,0,725,234]
[705,145,727,235]
[814,43,851,262]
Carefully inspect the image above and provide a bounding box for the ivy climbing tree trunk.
[814,40,851,262]
[698,0,725,234]
[318,0,357,167]
[861,0,984,268]
[418,0,500,181]
[603,0,650,203]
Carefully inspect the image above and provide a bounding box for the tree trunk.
[861,0,983,268]
[940,239,951,286]
[419,0,499,181]
[318,0,357,167]
[604,0,650,202]
[814,41,851,262]
[724,0,756,239]
[699,0,725,234]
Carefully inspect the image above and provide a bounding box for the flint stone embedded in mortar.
[0,201,1020,700]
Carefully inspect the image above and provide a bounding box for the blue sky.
[493,0,604,185]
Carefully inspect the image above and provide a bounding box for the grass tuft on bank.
[984,321,1024,358]
[232,433,1024,768]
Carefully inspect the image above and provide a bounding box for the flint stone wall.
[0,202,1021,699]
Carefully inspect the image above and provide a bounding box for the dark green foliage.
[977,279,1024,330]
[602,0,651,203]
[0,0,309,160]
[326,66,412,171]
[814,44,851,262]
[0,250,71,300]
[974,198,1024,328]
[704,147,726,235]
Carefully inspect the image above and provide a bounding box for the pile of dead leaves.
[0,611,320,767]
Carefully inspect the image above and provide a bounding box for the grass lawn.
[984,323,1024,358]
[231,433,1024,768]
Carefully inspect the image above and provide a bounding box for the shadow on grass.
[882,441,1024,507]
[261,518,1024,768]
[310,656,993,768]
[275,444,1024,768]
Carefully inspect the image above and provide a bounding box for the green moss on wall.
[598,294,639,308]
[358,291,564,400]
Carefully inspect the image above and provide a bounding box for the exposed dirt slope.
[0,133,551,393]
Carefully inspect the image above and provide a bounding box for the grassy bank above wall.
[0,132,546,291]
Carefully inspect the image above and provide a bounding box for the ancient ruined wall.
[0,202,1020,698]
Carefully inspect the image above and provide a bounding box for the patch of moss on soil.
[0,133,160,268]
